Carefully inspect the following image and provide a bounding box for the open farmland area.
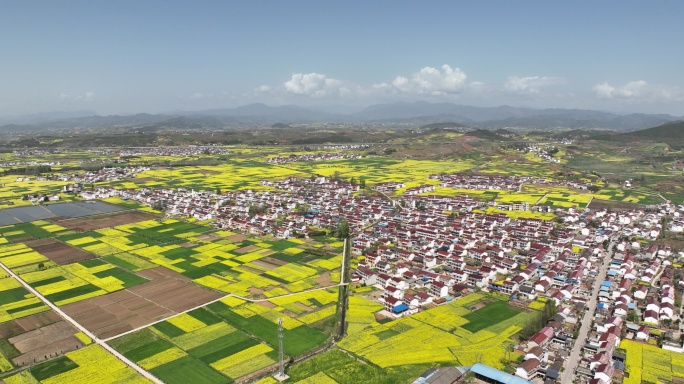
[0,196,347,383]
[23,238,94,265]
[621,340,684,384]
[338,294,532,369]
[61,267,222,339]
[107,287,340,383]
[0,134,683,384]
[4,344,150,384]
[51,211,158,232]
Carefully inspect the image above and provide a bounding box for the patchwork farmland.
[0,201,347,383]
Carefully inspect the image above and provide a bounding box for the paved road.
[0,261,163,384]
[560,241,614,383]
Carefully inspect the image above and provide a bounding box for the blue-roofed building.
[392,303,409,314]
[601,281,612,288]
[469,363,533,384]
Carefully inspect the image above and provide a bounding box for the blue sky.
[2,1,683,116]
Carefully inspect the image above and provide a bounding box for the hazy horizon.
[3,1,683,117]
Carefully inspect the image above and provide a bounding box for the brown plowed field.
[0,311,62,339]
[50,211,157,232]
[23,238,93,265]
[9,321,84,367]
[588,198,642,211]
[224,234,247,242]
[235,245,259,254]
[61,267,221,339]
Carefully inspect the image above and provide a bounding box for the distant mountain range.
[1,102,681,133]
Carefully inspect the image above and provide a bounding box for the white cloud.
[255,85,271,92]
[592,80,683,103]
[59,91,94,101]
[592,82,616,98]
[593,81,637,99]
[283,73,347,97]
[190,92,212,99]
[380,64,468,95]
[505,76,565,93]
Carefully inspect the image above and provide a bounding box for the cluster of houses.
[403,184,437,196]
[55,166,149,185]
[21,192,61,203]
[321,144,371,150]
[428,172,594,192]
[563,242,683,383]
[11,149,57,156]
[267,153,362,164]
[1,160,58,167]
[515,313,572,382]
[82,176,393,237]
[501,213,681,383]
[90,146,229,157]
[666,205,684,233]
[428,173,536,191]
[79,172,684,384]
[520,144,562,164]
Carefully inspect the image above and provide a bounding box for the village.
[267,153,362,164]
[80,172,684,383]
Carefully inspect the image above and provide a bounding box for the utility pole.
[273,318,289,382]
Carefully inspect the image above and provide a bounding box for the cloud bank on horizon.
[239,65,681,113]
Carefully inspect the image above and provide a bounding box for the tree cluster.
[519,300,557,340]
[335,220,349,239]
